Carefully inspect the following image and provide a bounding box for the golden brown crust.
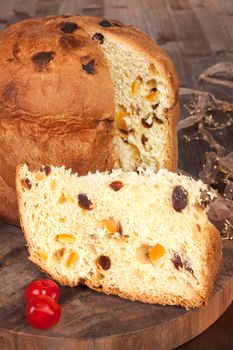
[1,16,115,224]
[164,101,179,172]
[1,15,179,224]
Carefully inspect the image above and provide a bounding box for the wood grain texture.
[0,0,232,349]
[0,223,232,350]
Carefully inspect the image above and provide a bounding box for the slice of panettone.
[16,164,222,308]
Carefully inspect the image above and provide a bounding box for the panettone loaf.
[16,164,222,308]
[0,15,179,224]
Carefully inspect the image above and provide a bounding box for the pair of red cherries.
[25,279,61,330]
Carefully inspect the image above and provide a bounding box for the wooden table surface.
[0,0,232,349]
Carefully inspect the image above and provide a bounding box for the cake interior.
[18,165,219,307]
[100,38,172,171]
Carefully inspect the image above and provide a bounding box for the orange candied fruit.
[149,244,165,262]
[102,219,122,234]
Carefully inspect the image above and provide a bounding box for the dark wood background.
[0,0,232,349]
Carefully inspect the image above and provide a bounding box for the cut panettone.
[0,14,179,224]
[16,164,222,308]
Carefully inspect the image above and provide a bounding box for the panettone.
[0,15,179,224]
[16,164,222,308]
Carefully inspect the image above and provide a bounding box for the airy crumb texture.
[16,164,222,309]
[100,39,172,172]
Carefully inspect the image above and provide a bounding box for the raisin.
[118,223,123,235]
[171,253,183,269]
[97,255,111,270]
[141,134,148,145]
[78,194,93,210]
[99,20,111,27]
[59,22,79,33]
[172,253,193,275]
[40,165,51,176]
[183,261,193,274]
[153,115,163,124]
[120,129,129,135]
[109,181,124,191]
[199,190,211,209]
[82,59,96,74]
[32,51,54,72]
[152,103,159,110]
[141,118,153,128]
[172,186,188,212]
[96,284,103,289]
[92,33,104,44]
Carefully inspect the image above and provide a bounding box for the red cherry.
[24,279,60,302]
[25,295,61,330]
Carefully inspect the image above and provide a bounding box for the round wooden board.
[0,221,232,350]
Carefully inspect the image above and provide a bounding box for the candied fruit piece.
[102,219,122,234]
[38,251,48,261]
[58,193,66,204]
[115,105,128,131]
[131,77,142,96]
[59,217,66,223]
[149,244,165,261]
[66,251,79,268]
[145,90,157,102]
[50,180,56,191]
[55,234,76,243]
[35,173,45,181]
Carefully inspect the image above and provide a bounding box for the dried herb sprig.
[178,63,233,240]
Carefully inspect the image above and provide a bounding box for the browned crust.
[164,101,179,172]
[197,221,223,301]
[2,15,179,224]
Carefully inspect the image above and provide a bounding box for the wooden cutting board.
[0,221,232,350]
